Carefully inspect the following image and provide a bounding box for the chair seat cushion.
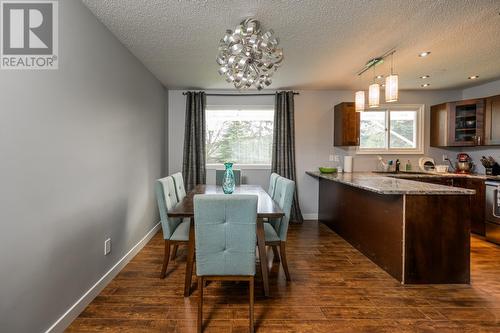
[263,223,280,242]
[170,218,191,241]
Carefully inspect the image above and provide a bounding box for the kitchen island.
[306,171,475,284]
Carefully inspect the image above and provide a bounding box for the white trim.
[302,213,319,220]
[206,164,271,170]
[356,104,425,155]
[44,222,161,333]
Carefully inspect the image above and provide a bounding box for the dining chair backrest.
[272,177,295,241]
[194,194,258,276]
[171,172,187,202]
[267,172,280,198]
[215,169,241,186]
[155,176,181,240]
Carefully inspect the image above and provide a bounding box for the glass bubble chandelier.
[216,18,283,90]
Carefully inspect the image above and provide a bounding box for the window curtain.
[272,91,304,223]
[182,91,206,191]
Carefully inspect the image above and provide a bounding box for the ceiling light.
[217,18,283,90]
[355,91,365,112]
[385,53,398,102]
[468,75,479,80]
[376,75,384,79]
[369,83,380,108]
[421,83,430,87]
[420,75,430,79]
[418,51,431,57]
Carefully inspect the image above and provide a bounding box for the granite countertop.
[306,171,476,195]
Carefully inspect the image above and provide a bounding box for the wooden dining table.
[167,184,284,297]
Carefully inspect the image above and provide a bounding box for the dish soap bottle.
[405,160,412,171]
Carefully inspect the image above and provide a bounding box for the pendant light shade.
[385,74,398,102]
[369,83,380,108]
[355,91,365,112]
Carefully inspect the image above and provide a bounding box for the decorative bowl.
[435,165,449,173]
[319,167,337,174]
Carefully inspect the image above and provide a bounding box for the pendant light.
[369,67,380,108]
[355,90,365,112]
[385,52,398,102]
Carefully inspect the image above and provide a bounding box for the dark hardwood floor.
[67,221,500,332]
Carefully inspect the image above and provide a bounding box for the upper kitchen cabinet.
[485,95,500,145]
[430,99,485,147]
[334,102,360,146]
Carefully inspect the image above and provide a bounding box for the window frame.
[205,104,274,170]
[356,104,425,155]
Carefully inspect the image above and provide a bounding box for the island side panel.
[319,178,404,282]
[404,195,471,284]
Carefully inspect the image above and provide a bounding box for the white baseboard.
[44,222,161,333]
[302,213,318,220]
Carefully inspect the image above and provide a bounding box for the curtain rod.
[182,92,299,96]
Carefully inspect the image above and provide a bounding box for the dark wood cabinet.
[453,178,486,236]
[485,95,500,145]
[334,102,360,146]
[430,99,485,147]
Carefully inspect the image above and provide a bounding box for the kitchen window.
[357,104,424,154]
[205,105,274,168]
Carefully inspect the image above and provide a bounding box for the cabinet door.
[453,178,486,236]
[449,99,485,146]
[334,102,360,146]
[485,95,500,145]
[430,103,449,147]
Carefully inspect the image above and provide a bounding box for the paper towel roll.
[344,156,353,173]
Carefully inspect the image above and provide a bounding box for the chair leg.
[160,240,171,279]
[198,276,204,333]
[249,277,254,333]
[171,244,179,261]
[272,245,280,262]
[279,242,291,281]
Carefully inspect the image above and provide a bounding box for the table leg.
[256,217,269,297]
[184,218,195,297]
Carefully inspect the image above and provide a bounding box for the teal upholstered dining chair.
[263,176,295,281]
[215,169,241,186]
[194,194,258,333]
[171,172,188,261]
[267,172,280,198]
[155,176,191,279]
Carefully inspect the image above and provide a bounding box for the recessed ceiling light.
[468,75,479,80]
[381,84,385,87]
[420,75,430,79]
[418,51,431,57]
[376,75,384,79]
[421,83,430,87]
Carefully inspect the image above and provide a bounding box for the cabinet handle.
[477,136,481,145]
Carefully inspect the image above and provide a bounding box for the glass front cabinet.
[431,98,490,147]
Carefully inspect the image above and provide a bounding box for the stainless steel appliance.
[455,153,473,174]
[485,181,500,245]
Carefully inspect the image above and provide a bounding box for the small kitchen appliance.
[418,157,435,172]
[455,153,473,174]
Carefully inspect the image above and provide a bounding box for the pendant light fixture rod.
[357,49,396,76]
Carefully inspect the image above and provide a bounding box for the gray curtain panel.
[182,91,206,191]
[272,91,304,223]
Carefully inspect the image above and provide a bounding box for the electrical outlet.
[442,154,448,161]
[334,155,340,162]
[329,155,334,162]
[104,238,111,255]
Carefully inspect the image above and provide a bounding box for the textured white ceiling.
[81,0,500,90]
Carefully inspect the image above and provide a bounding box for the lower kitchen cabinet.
[452,178,486,236]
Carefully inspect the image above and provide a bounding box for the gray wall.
[0,1,166,332]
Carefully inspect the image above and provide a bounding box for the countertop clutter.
[306,171,476,195]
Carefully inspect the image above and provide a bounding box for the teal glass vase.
[222,162,235,194]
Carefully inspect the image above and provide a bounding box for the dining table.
[167,184,284,297]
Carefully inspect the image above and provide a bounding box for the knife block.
[486,163,500,176]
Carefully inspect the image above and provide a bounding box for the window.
[205,106,274,167]
[358,104,424,154]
